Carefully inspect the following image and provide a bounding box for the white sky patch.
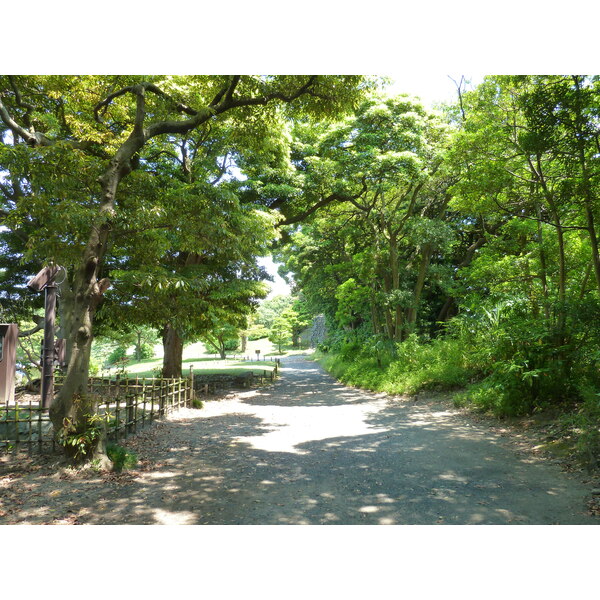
[257,255,291,299]
[384,73,485,109]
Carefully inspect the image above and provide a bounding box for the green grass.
[103,355,279,379]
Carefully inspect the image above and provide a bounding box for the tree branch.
[0,95,51,146]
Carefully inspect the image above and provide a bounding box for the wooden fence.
[0,375,192,454]
[1,361,282,454]
[0,399,54,454]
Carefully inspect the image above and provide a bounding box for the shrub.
[319,335,475,396]
[106,443,138,472]
[137,343,155,360]
[224,338,240,352]
[248,325,269,340]
[56,412,105,462]
[106,346,127,366]
[560,384,600,471]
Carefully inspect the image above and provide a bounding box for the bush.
[319,335,476,396]
[224,338,240,352]
[248,325,269,340]
[106,346,127,366]
[447,297,600,417]
[106,443,138,472]
[560,384,600,471]
[137,343,155,360]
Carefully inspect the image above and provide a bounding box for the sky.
[385,73,482,108]
[258,255,292,298]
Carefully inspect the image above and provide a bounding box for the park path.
[1,353,597,524]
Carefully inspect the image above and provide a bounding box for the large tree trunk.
[49,96,144,461]
[49,209,112,467]
[162,324,184,378]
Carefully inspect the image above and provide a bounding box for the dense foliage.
[276,77,600,468]
[2,74,599,468]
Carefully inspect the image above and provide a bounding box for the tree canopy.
[2,74,600,468]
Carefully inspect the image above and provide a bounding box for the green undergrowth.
[317,336,478,396]
[106,443,138,472]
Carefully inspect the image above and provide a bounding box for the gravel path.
[1,354,598,524]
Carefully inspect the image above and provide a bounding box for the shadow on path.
[2,354,597,525]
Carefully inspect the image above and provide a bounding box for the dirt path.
[1,354,598,525]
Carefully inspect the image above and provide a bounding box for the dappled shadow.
[1,356,596,525]
[238,357,378,408]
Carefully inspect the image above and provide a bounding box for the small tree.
[200,324,240,359]
[269,317,292,354]
[280,307,310,347]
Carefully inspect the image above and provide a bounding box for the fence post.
[188,365,195,407]
[37,403,43,453]
[127,395,134,434]
[150,380,155,422]
[115,397,120,443]
[159,380,165,417]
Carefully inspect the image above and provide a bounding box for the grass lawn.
[103,342,282,379]
[97,336,311,379]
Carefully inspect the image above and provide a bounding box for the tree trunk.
[406,245,433,333]
[389,235,403,341]
[49,111,143,459]
[135,330,142,361]
[162,324,184,378]
[536,203,551,321]
[535,155,567,334]
[49,199,113,441]
[572,75,600,297]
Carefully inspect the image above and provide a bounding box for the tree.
[0,75,373,460]
[281,305,310,347]
[255,294,294,329]
[200,323,241,360]
[269,317,292,354]
[278,94,453,341]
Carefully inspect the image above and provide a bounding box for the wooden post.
[115,397,120,442]
[40,283,56,410]
[127,395,134,434]
[27,398,32,456]
[159,380,165,417]
[188,365,195,406]
[150,380,155,423]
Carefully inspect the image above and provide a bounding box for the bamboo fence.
[1,359,281,454]
[0,375,192,454]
